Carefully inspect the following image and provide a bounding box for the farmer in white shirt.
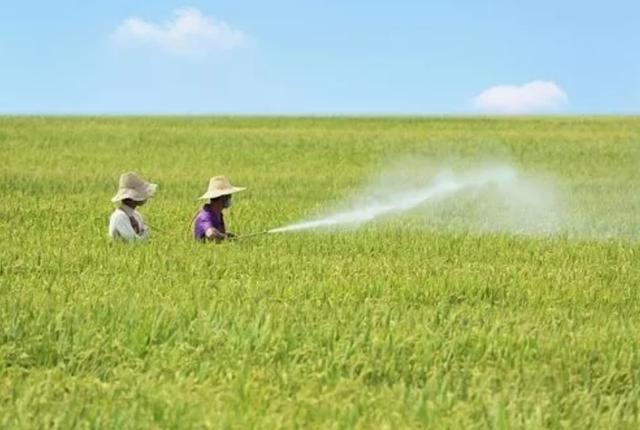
[108,172,157,242]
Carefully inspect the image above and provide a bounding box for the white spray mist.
[269,164,563,235]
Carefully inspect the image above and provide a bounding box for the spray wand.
[235,230,271,240]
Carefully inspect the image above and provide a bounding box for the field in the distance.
[1,117,639,429]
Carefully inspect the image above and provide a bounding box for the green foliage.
[1,117,639,428]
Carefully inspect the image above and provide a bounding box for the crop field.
[1,116,640,429]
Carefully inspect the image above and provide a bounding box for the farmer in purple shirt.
[193,176,246,242]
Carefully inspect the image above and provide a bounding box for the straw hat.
[198,176,246,200]
[111,172,158,203]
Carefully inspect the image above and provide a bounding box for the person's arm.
[136,213,150,239]
[205,226,227,241]
[112,211,144,242]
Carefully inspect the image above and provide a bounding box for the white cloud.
[472,81,568,114]
[112,7,246,56]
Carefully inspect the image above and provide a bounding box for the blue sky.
[0,0,638,114]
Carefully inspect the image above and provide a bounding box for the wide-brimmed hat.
[111,172,158,203]
[198,176,246,200]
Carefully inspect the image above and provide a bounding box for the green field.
[1,117,640,429]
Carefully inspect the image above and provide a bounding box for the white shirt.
[108,205,149,242]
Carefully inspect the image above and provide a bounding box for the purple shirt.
[193,206,225,240]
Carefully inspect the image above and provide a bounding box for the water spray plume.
[269,166,522,233]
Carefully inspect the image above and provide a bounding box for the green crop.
[1,117,639,429]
